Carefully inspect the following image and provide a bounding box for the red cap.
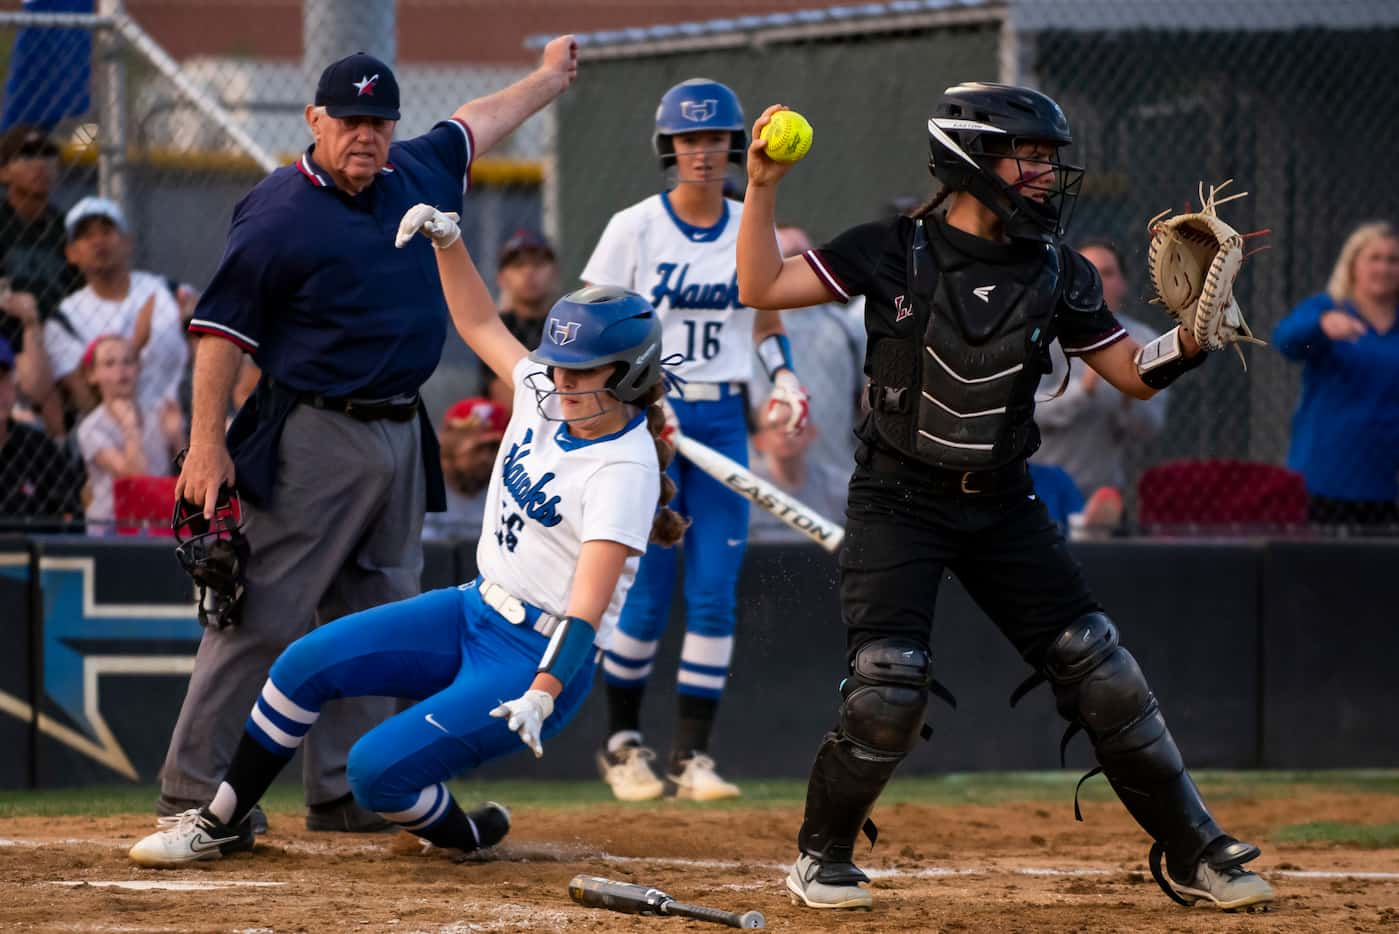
[443,397,508,435]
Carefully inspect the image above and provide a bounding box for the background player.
[582,78,809,802]
[128,204,683,866]
[735,86,1275,912]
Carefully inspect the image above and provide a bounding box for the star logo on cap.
[352,73,379,97]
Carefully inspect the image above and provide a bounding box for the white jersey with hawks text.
[475,357,660,651]
[582,193,753,384]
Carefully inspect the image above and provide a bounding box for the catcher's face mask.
[172,489,248,630]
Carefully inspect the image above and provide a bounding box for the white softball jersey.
[581,193,755,384]
[475,357,661,651]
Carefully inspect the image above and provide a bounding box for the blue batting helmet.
[652,78,746,170]
[528,286,663,403]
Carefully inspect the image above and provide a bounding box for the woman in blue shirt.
[1274,221,1399,527]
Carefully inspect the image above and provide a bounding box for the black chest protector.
[863,218,1062,470]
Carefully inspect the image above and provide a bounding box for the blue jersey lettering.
[651,263,742,311]
[500,429,563,527]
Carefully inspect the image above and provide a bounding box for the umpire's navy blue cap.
[314,52,401,121]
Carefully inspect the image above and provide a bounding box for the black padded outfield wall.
[0,536,1394,787]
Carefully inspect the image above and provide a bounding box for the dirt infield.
[2,789,1397,933]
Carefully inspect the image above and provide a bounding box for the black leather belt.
[859,443,1029,495]
[299,391,418,422]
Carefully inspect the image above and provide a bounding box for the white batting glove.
[394,203,461,250]
[489,689,554,758]
[765,369,810,437]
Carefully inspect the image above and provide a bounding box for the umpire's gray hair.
[1327,220,1398,303]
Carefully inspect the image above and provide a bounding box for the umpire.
[161,38,579,832]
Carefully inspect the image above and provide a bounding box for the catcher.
[734,82,1273,912]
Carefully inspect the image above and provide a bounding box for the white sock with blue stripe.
[677,633,734,698]
[603,631,660,686]
[245,679,320,754]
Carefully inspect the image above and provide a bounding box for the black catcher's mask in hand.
[171,456,248,630]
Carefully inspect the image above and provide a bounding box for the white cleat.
[665,753,741,801]
[786,854,873,910]
[129,808,254,868]
[1165,859,1276,911]
[597,743,664,802]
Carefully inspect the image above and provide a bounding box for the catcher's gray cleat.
[1151,838,1276,911]
[786,854,873,910]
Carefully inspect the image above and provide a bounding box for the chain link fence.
[0,1,548,533]
[556,0,1399,538]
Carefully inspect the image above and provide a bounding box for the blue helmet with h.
[652,78,746,170]
[529,286,663,404]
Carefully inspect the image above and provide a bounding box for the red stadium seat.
[113,475,177,537]
[1137,460,1307,530]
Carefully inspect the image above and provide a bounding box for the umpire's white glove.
[395,203,461,250]
[489,689,554,758]
[765,369,811,437]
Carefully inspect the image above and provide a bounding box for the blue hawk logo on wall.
[0,551,201,780]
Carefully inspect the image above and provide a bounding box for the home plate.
[52,881,288,891]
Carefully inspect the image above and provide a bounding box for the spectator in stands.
[466,229,561,418]
[43,197,188,421]
[0,337,83,529]
[0,125,78,433]
[749,411,847,542]
[75,334,183,534]
[1274,220,1399,528]
[421,396,508,541]
[748,225,866,497]
[1036,239,1167,509]
[1027,461,1085,534]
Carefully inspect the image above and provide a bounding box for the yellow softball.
[760,110,813,164]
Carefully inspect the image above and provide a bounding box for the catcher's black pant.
[838,456,1099,668]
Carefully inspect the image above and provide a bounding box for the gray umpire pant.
[159,404,425,807]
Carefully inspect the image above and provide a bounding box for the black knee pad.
[838,638,931,760]
[1046,612,1182,782]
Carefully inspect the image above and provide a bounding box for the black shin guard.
[222,732,294,828]
[796,638,934,880]
[1045,614,1235,878]
[796,733,896,882]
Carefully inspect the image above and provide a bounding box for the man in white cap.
[42,196,188,422]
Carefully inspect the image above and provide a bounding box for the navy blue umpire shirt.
[187,118,475,509]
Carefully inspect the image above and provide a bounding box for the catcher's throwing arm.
[674,433,845,554]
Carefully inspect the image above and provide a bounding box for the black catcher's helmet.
[928,82,1084,241]
[172,479,248,630]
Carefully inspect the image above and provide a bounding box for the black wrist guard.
[1136,329,1208,390]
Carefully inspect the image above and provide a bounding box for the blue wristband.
[757,333,795,381]
[537,616,597,686]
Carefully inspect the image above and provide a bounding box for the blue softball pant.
[244,581,594,828]
[605,389,750,699]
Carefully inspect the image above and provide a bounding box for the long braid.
[641,382,689,546]
[910,185,952,220]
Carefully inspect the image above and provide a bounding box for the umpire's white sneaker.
[597,743,664,801]
[665,753,741,801]
[129,808,254,868]
[786,854,873,910]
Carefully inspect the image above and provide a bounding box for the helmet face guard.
[171,485,248,630]
[928,83,1085,241]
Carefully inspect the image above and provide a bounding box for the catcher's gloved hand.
[765,369,810,437]
[1146,179,1266,366]
[395,203,461,250]
[490,689,554,758]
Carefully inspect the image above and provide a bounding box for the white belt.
[667,381,742,403]
[477,577,564,638]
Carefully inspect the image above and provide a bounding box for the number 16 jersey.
[582,192,754,384]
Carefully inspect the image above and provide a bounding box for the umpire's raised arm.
[453,35,578,156]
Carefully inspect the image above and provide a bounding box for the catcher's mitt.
[1147,179,1267,366]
